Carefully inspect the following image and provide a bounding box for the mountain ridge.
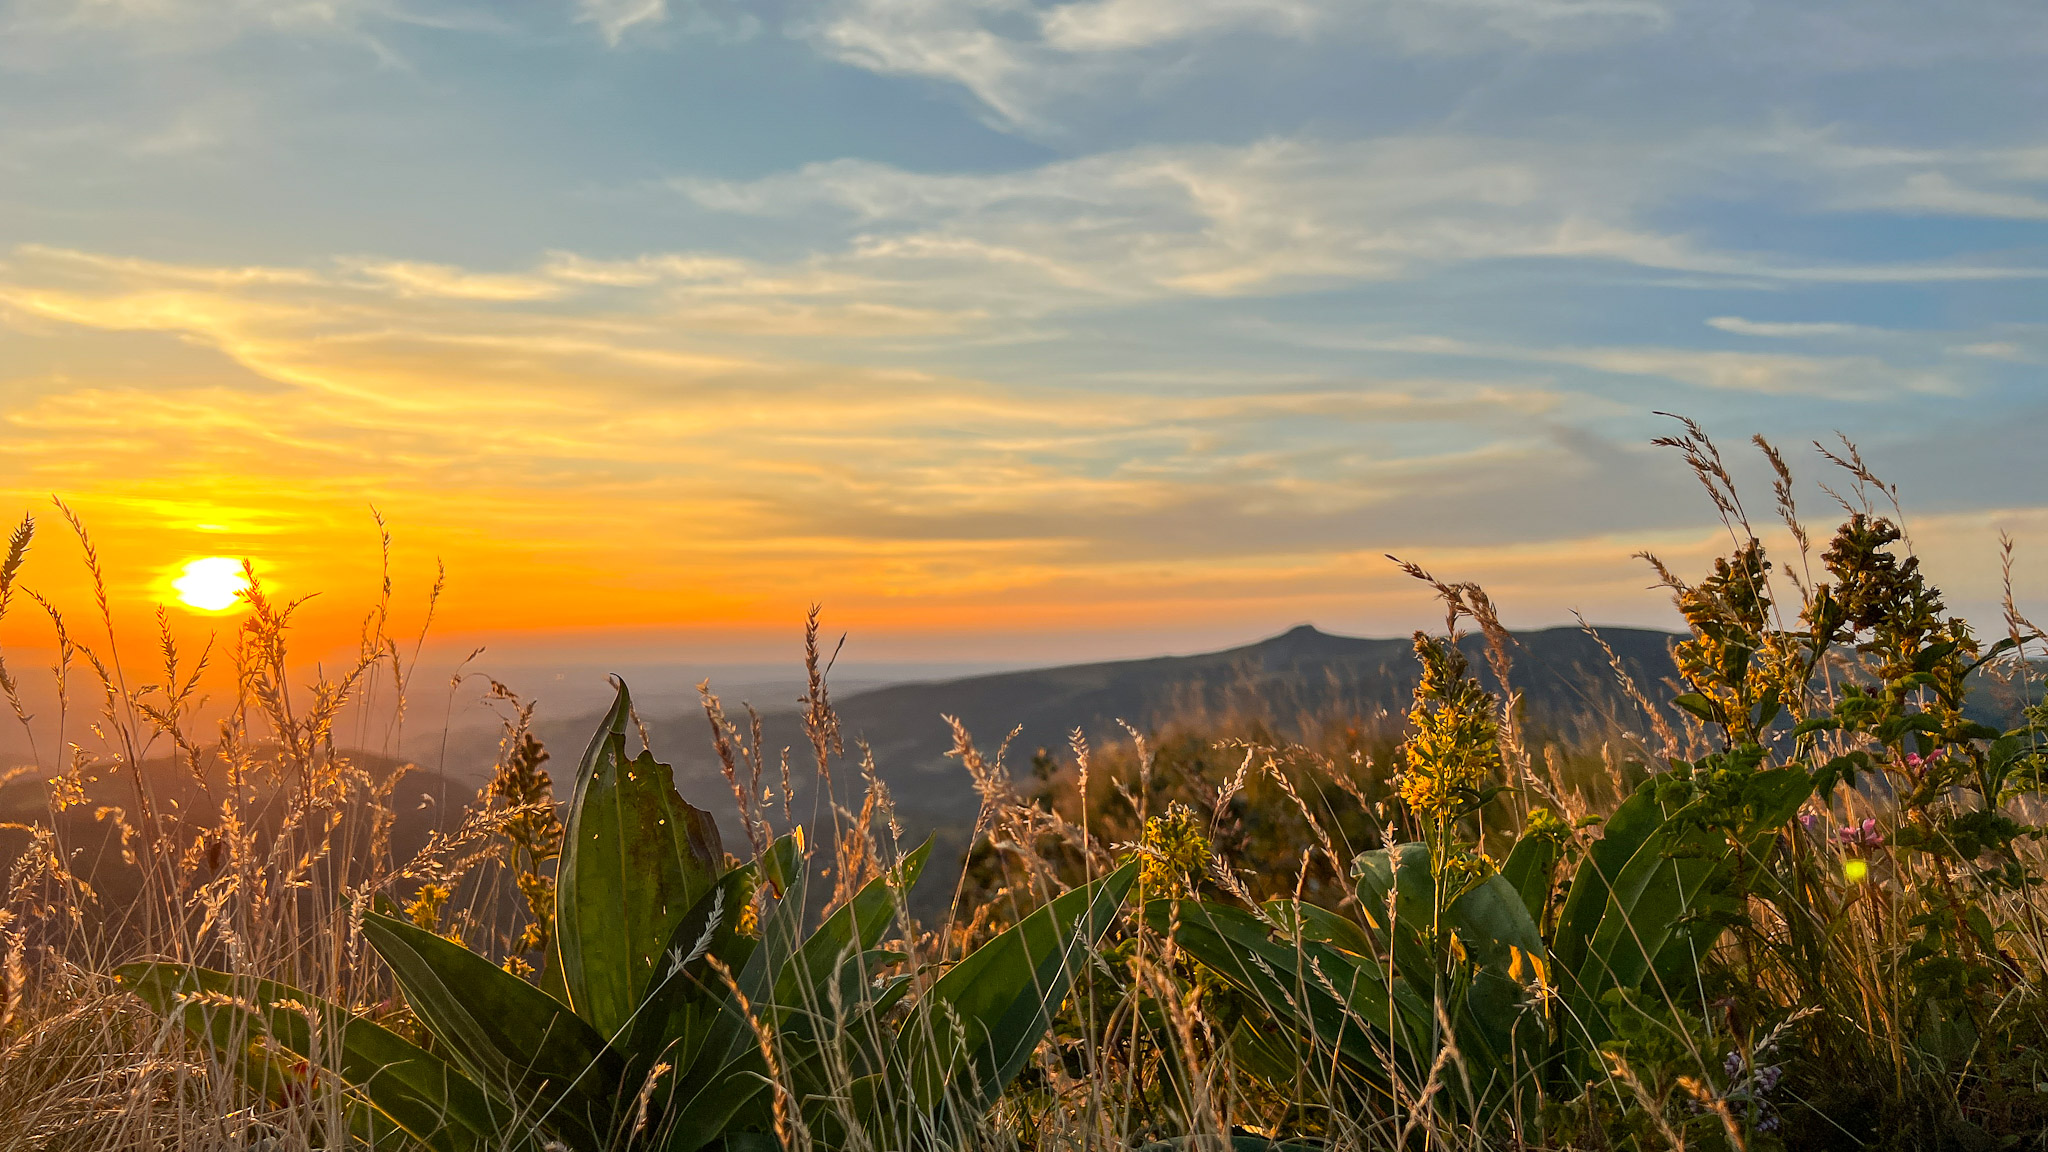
[589,622,1686,855]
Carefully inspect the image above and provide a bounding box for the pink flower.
[1835,818,1884,849]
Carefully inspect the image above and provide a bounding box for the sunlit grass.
[2,423,2046,1151]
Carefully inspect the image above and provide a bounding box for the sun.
[171,557,250,612]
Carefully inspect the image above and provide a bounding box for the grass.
[3,425,2048,1151]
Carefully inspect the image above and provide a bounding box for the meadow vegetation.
[3,424,2048,1151]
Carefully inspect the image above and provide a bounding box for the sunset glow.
[170,557,249,613]
[0,2,2041,664]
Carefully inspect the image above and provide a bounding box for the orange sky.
[0,241,2041,677]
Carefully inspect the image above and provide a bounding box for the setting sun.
[170,556,249,612]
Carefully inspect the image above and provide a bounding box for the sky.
[1,0,2045,676]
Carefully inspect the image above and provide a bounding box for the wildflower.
[1396,633,1501,822]
[1835,817,1884,849]
[404,882,453,932]
[1132,802,1210,900]
[1900,751,1940,779]
[1722,1050,1786,1133]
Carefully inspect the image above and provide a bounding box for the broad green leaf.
[766,839,935,1103]
[557,680,725,1040]
[1571,771,1807,1041]
[361,912,622,1150]
[619,863,759,1073]
[1442,874,1550,1085]
[1551,779,1666,976]
[117,962,499,1152]
[1447,874,1545,966]
[1153,899,1424,1090]
[656,832,810,1152]
[1351,850,1550,1097]
[1739,766,1815,833]
[778,837,931,1009]
[1351,843,1437,995]
[1573,814,1722,1008]
[1263,898,1376,958]
[1499,829,1562,928]
[1671,692,1722,723]
[901,861,1139,1120]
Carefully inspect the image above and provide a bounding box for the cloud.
[1742,131,2048,222]
[2,237,2040,655]
[575,0,665,43]
[350,260,569,301]
[0,244,1634,591]
[1037,0,1324,52]
[675,136,1694,306]
[671,131,2048,323]
[807,0,1671,128]
[1952,341,2035,362]
[1280,328,1959,399]
[1707,316,1869,338]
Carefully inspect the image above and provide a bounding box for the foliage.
[7,423,2048,1151]
[119,683,1140,1151]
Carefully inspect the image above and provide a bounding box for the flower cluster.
[1722,1051,1785,1132]
[1134,801,1211,901]
[1836,817,1886,850]
[1899,750,1947,779]
[1395,633,1501,822]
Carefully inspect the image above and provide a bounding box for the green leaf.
[1966,633,2036,677]
[1738,767,1813,833]
[1499,830,1563,928]
[117,963,500,1152]
[901,861,1139,1120]
[619,862,760,1075]
[655,832,810,1152]
[1567,770,1806,1059]
[1552,779,1667,977]
[1442,874,1550,1080]
[361,912,623,1150]
[1670,693,1721,724]
[778,837,931,1010]
[1351,842,1437,995]
[1152,899,1424,1092]
[1263,898,1376,958]
[557,679,726,1040]
[1576,818,1720,996]
[1351,848,1548,1091]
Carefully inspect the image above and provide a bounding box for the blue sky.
[0,0,2044,662]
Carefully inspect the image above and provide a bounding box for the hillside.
[563,624,1685,882]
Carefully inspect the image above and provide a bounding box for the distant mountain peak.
[1240,622,1387,665]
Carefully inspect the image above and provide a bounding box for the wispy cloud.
[1707,316,1870,338]
[576,0,667,44]
[674,137,1690,303]
[808,0,1671,127]
[671,132,2048,321]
